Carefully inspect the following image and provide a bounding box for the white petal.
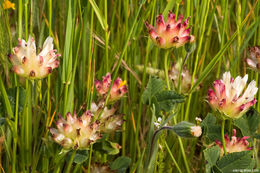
[39,36,54,56]
[246,58,257,68]
[223,72,231,98]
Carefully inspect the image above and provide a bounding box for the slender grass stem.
[164,51,170,89]
[164,141,182,173]
[221,120,227,155]
[65,150,76,173]
[88,144,93,173]
[164,51,190,173]
[104,0,109,72]
[47,0,52,121]
[86,8,94,108]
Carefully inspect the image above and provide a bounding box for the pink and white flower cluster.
[216,129,251,156]
[50,112,101,150]
[95,73,128,102]
[208,72,258,119]
[9,36,60,79]
[145,11,195,49]
[91,102,124,133]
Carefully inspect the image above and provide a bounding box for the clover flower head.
[91,102,124,133]
[50,112,101,150]
[9,36,60,79]
[169,63,199,93]
[207,72,258,119]
[2,0,15,10]
[95,73,128,102]
[246,46,260,72]
[145,11,195,49]
[216,129,251,156]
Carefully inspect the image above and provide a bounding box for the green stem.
[12,78,19,173]
[47,0,52,118]
[104,0,146,106]
[164,141,182,173]
[88,144,93,173]
[221,120,227,155]
[253,138,258,168]
[173,117,190,173]
[18,0,23,38]
[24,0,28,39]
[164,52,190,173]
[104,0,109,72]
[164,51,170,89]
[86,8,94,108]
[25,80,32,170]
[65,150,76,173]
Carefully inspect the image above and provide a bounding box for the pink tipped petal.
[95,73,128,102]
[216,129,251,156]
[167,11,176,25]
[145,12,194,49]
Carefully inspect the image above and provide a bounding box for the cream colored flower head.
[9,36,60,79]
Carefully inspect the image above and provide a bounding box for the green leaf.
[102,141,121,155]
[6,87,26,114]
[203,146,221,173]
[93,139,120,155]
[217,151,254,172]
[234,108,260,138]
[155,90,185,112]
[201,113,222,143]
[110,156,131,173]
[0,76,13,118]
[212,165,223,173]
[66,150,89,164]
[73,150,89,164]
[142,77,164,105]
[88,0,107,30]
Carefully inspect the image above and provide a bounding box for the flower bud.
[172,121,202,138]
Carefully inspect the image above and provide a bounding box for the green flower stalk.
[9,36,60,79]
[50,112,101,150]
[145,11,195,49]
